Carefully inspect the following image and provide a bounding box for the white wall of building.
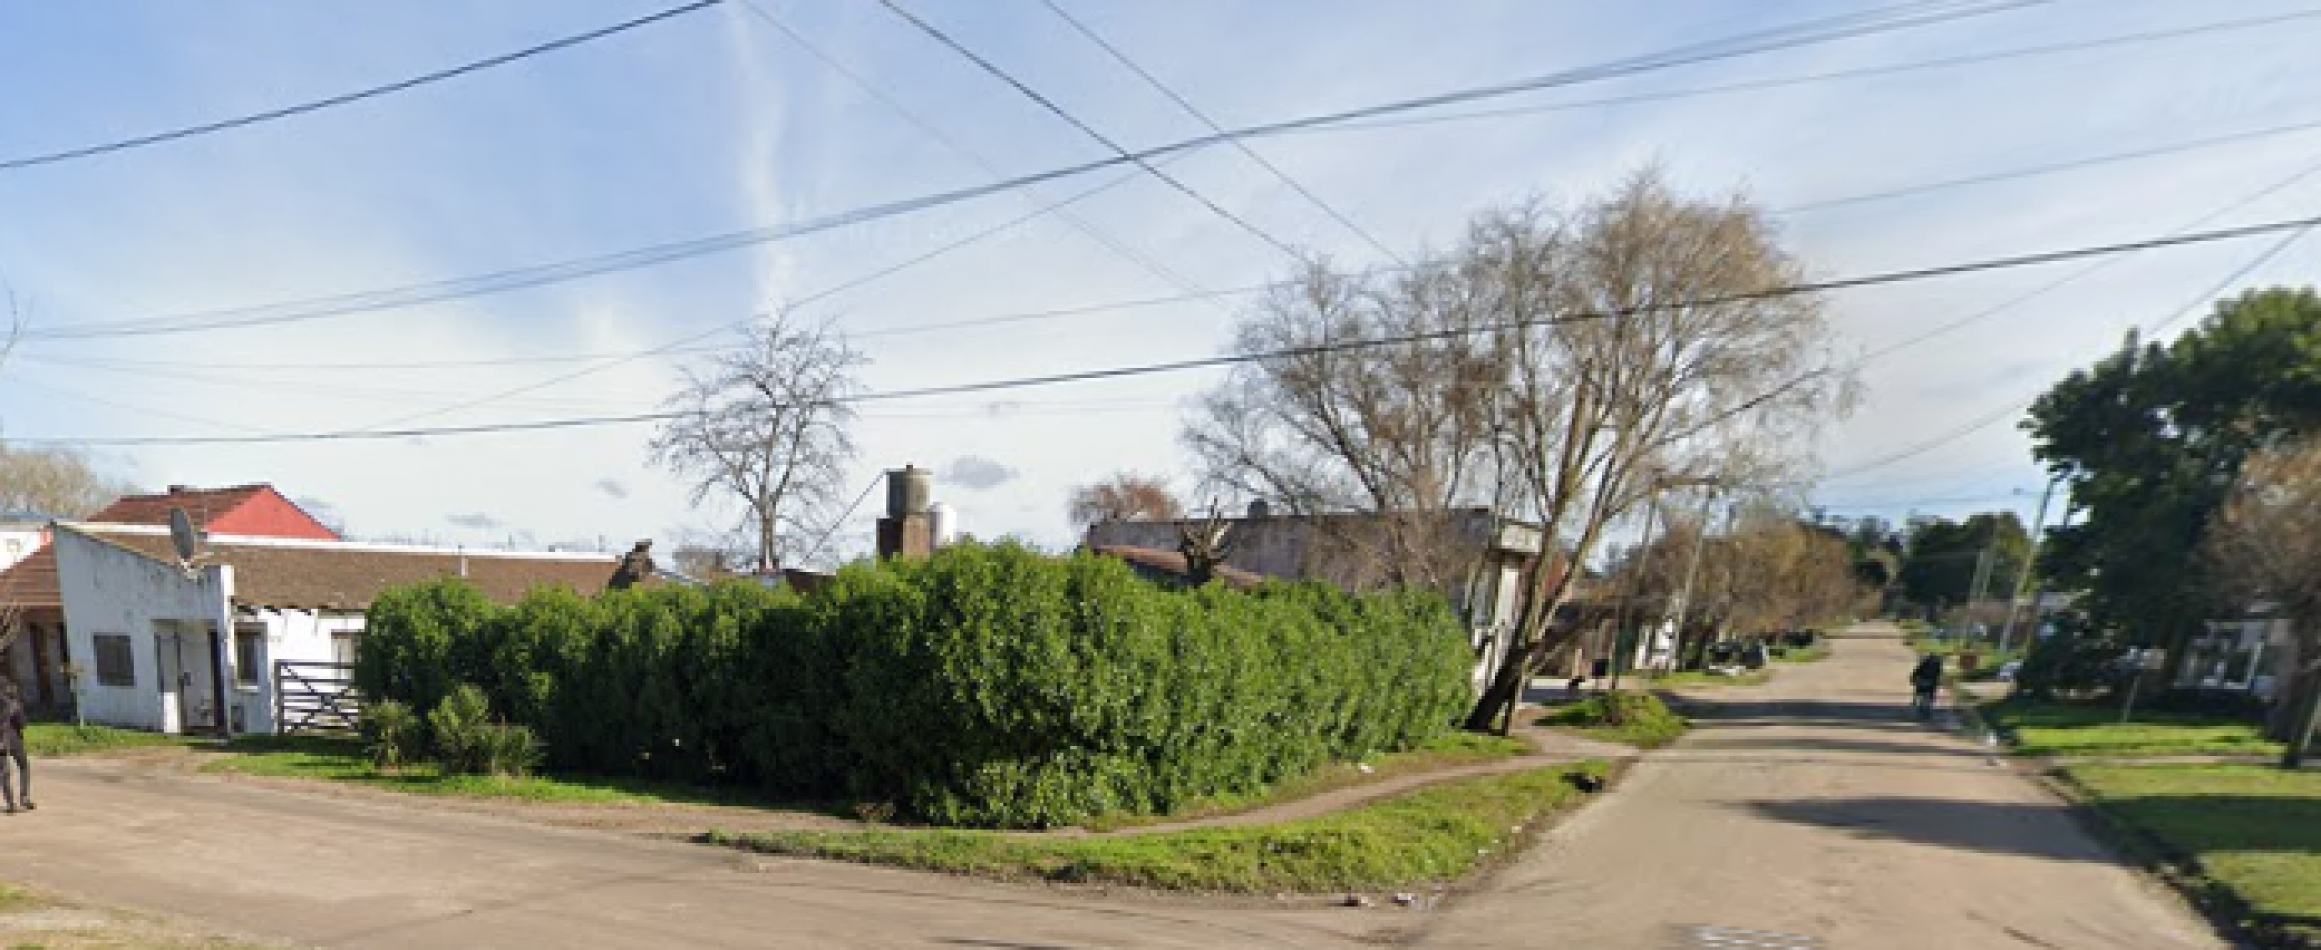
[54,529,232,733]
[232,608,365,735]
[0,525,43,571]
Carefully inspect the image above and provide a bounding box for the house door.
[154,632,185,734]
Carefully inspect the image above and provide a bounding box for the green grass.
[705,762,1611,893]
[21,723,193,757]
[1082,731,1531,831]
[0,884,43,914]
[1983,700,2282,759]
[206,731,1535,830]
[2065,764,2321,944]
[1536,692,1688,749]
[201,735,746,806]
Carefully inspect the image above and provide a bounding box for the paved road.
[1413,624,2227,949]
[2,624,2227,948]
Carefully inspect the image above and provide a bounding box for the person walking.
[1909,653,1945,720]
[0,677,30,814]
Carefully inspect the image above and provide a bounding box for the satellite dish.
[168,507,202,573]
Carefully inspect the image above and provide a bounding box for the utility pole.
[1666,486,1721,672]
[1606,497,1661,695]
[1997,478,2060,656]
[1965,523,2000,643]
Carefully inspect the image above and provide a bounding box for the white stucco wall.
[0,526,43,571]
[233,608,365,735]
[54,530,232,733]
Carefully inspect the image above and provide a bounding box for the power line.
[15,0,2035,343]
[0,0,725,172]
[1784,116,2321,215]
[792,474,883,570]
[1301,10,2321,138]
[1855,133,2321,365]
[16,206,2312,448]
[357,155,1193,432]
[1038,0,1405,264]
[1822,218,2321,480]
[873,0,1304,260]
[733,0,1213,299]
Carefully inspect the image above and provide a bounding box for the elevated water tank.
[886,465,931,518]
[928,502,957,548]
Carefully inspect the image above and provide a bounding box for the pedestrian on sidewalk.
[0,677,30,814]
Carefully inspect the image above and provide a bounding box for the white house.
[2180,606,2294,701]
[52,523,634,735]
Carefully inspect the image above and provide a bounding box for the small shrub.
[1538,692,1688,749]
[362,699,421,768]
[429,684,495,775]
[476,722,544,778]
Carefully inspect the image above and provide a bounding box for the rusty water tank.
[887,465,931,518]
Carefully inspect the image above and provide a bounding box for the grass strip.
[201,735,744,806]
[1537,692,1688,749]
[2061,764,2321,947]
[1983,700,2281,759]
[706,762,1612,893]
[22,723,193,757]
[1083,731,1531,831]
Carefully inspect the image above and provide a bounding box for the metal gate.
[274,660,361,734]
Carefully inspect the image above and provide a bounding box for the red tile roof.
[0,545,60,609]
[90,484,339,540]
[65,526,632,611]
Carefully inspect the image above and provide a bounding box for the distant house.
[1085,544,1269,590]
[0,485,342,715]
[2177,604,2293,702]
[51,522,639,736]
[1085,504,1546,693]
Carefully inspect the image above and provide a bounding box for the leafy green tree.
[1897,512,2028,614]
[2027,287,2321,689]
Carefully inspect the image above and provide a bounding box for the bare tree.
[0,444,134,518]
[651,315,866,574]
[2205,433,2321,767]
[1067,472,1185,528]
[1473,171,1853,730]
[1177,501,1239,587]
[1184,255,1510,592]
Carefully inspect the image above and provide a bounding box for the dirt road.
[1413,625,2226,949]
[4,758,1371,948]
[2,625,2227,948]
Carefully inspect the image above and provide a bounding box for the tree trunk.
[2283,667,2321,769]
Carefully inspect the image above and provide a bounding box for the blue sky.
[3,0,2318,560]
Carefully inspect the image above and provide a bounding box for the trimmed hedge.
[355,542,1473,828]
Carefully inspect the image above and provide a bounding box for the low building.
[51,523,635,736]
[0,485,342,715]
[1085,504,1547,694]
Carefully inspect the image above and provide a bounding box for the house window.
[331,633,360,667]
[234,628,264,686]
[93,634,135,687]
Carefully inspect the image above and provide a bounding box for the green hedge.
[354,542,1473,828]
